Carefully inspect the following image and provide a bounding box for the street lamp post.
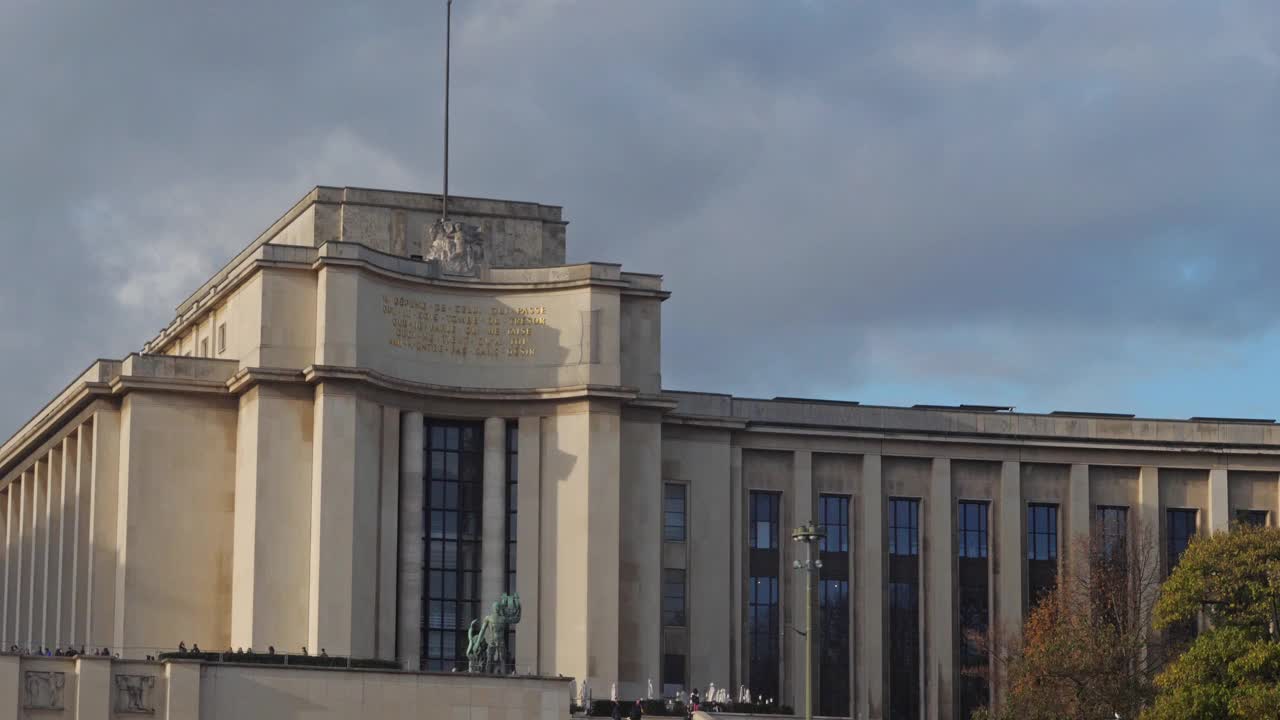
[792,521,825,720]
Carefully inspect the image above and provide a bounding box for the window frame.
[662,568,687,627]
[1166,508,1198,575]
[747,490,782,701]
[1026,503,1059,609]
[1236,509,1269,527]
[664,483,687,542]
[1096,505,1130,566]
[887,497,922,720]
[956,500,991,720]
[422,421,485,672]
[818,493,851,716]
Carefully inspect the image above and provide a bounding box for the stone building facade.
[2,186,1279,719]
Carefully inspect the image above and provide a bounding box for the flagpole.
[442,0,452,221]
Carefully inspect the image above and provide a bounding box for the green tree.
[1144,525,1280,720]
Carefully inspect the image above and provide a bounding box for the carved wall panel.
[23,671,66,710]
[114,674,157,714]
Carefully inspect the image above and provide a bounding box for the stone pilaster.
[0,653,17,720]
[1207,467,1229,533]
[1138,466,1160,573]
[858,453,884,720]
[993,460,1021,711]
[1,486,11,647]
[397,410,425,670]
[786,450,813,710]
[1066,464,1090,588]
[514,416,542,674]
[377,406,401,660]
[926,458,953,720]
[481,418,508,622]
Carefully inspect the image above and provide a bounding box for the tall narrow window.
[664,484,687,541]
[1094,505,1131,629]
[663,568,687,626]
[200,338,209,357]
[506,423,518,594]
[423,421,484,671]
[1026,504,1059,609]
[957,501,990,720]
[888,498,921,720]
[662,653,687,697]
[1166,509,1198,645]
[1166,509,1197,574]
[1096,506,1129,567]
[217,323,227,353]
[504,422,518,671]
[748,491,781,702]
[1236,509,1268,528]
[818,495,851,717]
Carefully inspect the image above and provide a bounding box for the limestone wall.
[0,654,570,720]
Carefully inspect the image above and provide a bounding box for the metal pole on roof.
[442,0,452,221]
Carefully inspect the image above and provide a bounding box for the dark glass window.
[664,484,687,542]
[1026,504,1059,609]
[1166,509,1199,645]
[818,495,851,716]
[1236,509,1268,527]
[662,653,686,697]
[1167,509,1197,575]
[748,491,781,702]
[819,495,850,552]
[957,501,990,720]
[888,498,921,720]
[504,422,518,670]
[1096,506,1129,566]
[423,421,484,671]
[663,568,686,626]
[752,491,780,550]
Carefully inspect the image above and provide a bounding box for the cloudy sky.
[3,0,1280,436]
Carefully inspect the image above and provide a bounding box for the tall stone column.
[481,418,508,620]
[993,461,1022,711]
[926,457,953,720]
[1207,467,1229,533]
[514,416,543,674]
[1067,465,1090,578]
[1138,467,1160,572]
[788,450,813,711]
[397,410,425,671]
[858,453,885,720]
[1,487,11,647]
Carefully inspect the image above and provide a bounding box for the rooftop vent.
[1188,416,1277,425]
[912,404,1013,412]
[772,396,860,406]
[1050,411,1137,419]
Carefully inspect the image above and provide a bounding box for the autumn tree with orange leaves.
[976,521,1167,720]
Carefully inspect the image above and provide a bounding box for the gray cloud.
[3,0,1280,435]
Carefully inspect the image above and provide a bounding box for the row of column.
[784,457,1239,720]
[0,421,100,651]
[395,411,510,671]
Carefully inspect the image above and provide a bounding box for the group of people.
[174,641,328,657]
[607,687,706,720]
[609,700,644,720]
[5,645,113,657]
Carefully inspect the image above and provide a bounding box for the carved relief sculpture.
[114,674,156,714]
[426,219,487,276]
[23,671,66,710]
